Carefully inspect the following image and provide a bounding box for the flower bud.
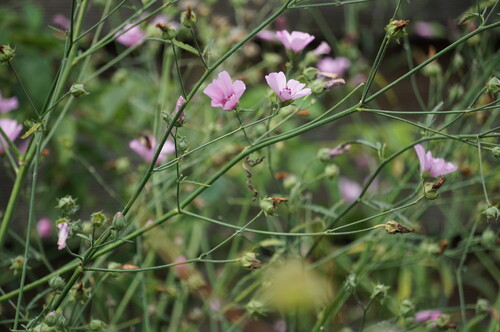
[487,76,500,98]
[400,299,415,318]
[303,67,318,81]
[70,220,82,234]
[49,275,65,291]
[475,298,490,314]
[176,135,189,154]
[240,252,261,270]
[112,211,126,231]
[56,195,79,216]
[370,283,390,301]
[44,311,59,327]
[452,53,464,69]
[0,45,15,63]
[9,255,24,275]
[91,211,107,228]
[481,228,496,248]
[324,164,340,179]
[82,221,93,235]
[422,62,442,77]
[385,220,415,234]
[283,174,298,190]
[385,19,410,39]
[423,182,439,200]
[492,147,500,159]
[483,205,500,221]
[181,7,197,28]
[260,197,275,215]
[246,299,268,316]
[70,83,89,97]
[89,319,107,331]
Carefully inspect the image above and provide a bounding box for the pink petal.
[0,118,23,154]
[57,222,69,250]
[217,71,235,97]
[232,80,246,99]
[265,72,286,95]
[286,79,306,94]
[414,144,427,172]
[291,87,311,99]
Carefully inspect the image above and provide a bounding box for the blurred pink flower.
[116,24,145,47]
[37,218,52,238]
[328,144,351,158]
[414,22,434,39]
[415,310,442,323]
[52,14,70,30]
[57,222,69,250]
[0,118,22,154]
[414,144,457,177]
[317,57,351,76]
[313,41,331,56]
[339,177,362,203]
[265,71,311,102]
[203,71,246,111]
[276,30,315,53]
[256,30,276,42]
[174,96,186,124]
[174,256,189,279]
[0,91,19,113]
[351,73,367,86]
[129,135,175,164]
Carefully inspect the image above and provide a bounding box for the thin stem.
[8,61,39,116]
[476,138,490,205]
[234,110,253,146]
[190,27,208,69]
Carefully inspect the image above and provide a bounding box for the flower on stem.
[203,71,246,111]
[129,135,175,164]
[414,310,442,323]
[37,218,52,238]
[57,222,69,250]
[115,24,145,47]
[265,71,311,102]
[414,144,457,178]
[0,118,22,154]
[313,41,331,56]
[0,91,19,113]
[317,57,351,77]
[275,30,315,53]
[52,14,71,30]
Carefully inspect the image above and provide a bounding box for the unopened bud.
[260,197,275,215]
[370,283,390,301]
[400,299,415,318]
[435,313,450,328]
[91,211,107,228]
[487,76,500,98]
[177,135,189,154]
[241,252,261,270]
[112,211,126,231]
[303,67,318,81]
[422,62,442,77]
[181,7,197,28]
[423,182,439,200]
[475,298,490,314]
[0,44,15,62]
[9,255,24,275]
[483,205,500,221]
[385,220,415,234]
[44,312,59,326]
[49,275,65,291]
[452,53,464,69]
[70,83,89,97]
[481,228,496,248]
[324,164,340,179]
[89,319,107,331]
[56,195,79,216]
[283,174,298,190]
[492,147,500,159]
[385,19,410,39]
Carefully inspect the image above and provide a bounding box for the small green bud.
[181,7,197,28]
[310,79,327,95]
[49,275,65,291]
[70,220,82,234]
[452,53,464,69]
[56,195,79,216]
[481,228,496,248]
[324,164,340,179]
[246,299,268,316]
[487,76,500,98]
[317,148,332,162]
[400,299,415,318]
[483,205,500,221]
[177,136,189,154]
[423,182,439,200]
[283,174,298,190]
[240,252,261,270]
[0,44,15,63]
[89,319,107,331]
[370,283,390,301]
[448,84,464,101]
[9,255,24,275]
[112,211,126,231]
[385,19,409,40]
[44,312,59,327]
[303,67,318,80]
[422,62,442,77]
[260,197,275,215]
[476,298,490,314]
[420,241,440,255]
[81,221,93,235]
[91,211,107,228]
[492,147,500,159]
[70,83,89,97]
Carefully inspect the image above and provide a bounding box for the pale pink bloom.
[265,71,311,102]
[129,135,175,164]
[57,222,69,250]
[317,57,351,76]
[256,30,276,42]
[116,24,145,47]
[203,71,246,111]
[275,30,315,53]
[273,319,287,332]
[0,91,19,114]
[174,256,189,279]
[313,41,331,56]
[174,96,186,124]
[414,144,457,178]
[52,14,70,30]
[0,118,22,154]
[415,310,442,323]
[327,144,351,159]
[37,218,52,238]
[414,22,434,39]
[339,177,362,203]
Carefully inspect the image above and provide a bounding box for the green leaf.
[172,39,200,56]
[21,122,44,139]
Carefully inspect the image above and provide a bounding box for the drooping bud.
[181,6,197,28]
[385,220,415,234]
[70,83,89,97]
[90,211,107,228]
[0,44,15,63]
[240,252,261,270]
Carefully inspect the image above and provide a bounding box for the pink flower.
[328,144,351,159]
[0,91,19,114]
[275,30,315,53]
[52,14,71,30]
[339,177,362,203]
[129,135,175,164]
[37,218,52,238]
[415,310,442,323]
[313,41,331,56]
[174,256,190,279]
[317,57,351,76]
[0,118,23,154]
[414,22,434,39]
[256,30,277,42]
[57,222,69,250]
[116,24,145,47]
[414,144,457,178]
[203,71,246,111]
[174,96,186,125]
[265,71,311,102]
